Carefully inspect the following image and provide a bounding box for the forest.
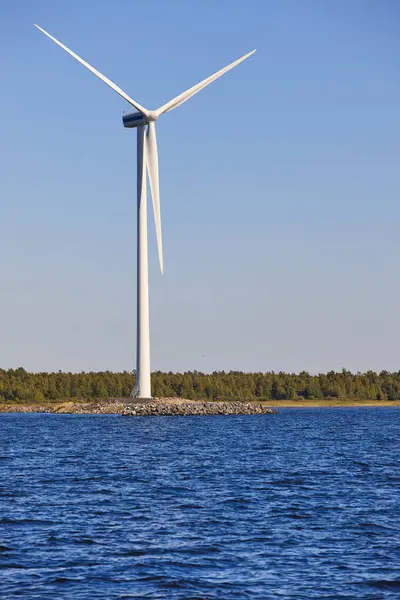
[1,367,400,402]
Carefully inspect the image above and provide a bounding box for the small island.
[0,368,399,413]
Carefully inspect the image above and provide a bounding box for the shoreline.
[0,398,275,416]
[0,398,399,414]
[262,400,400,408]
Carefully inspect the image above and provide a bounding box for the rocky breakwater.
[122,398,276,416]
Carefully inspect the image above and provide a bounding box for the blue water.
[0,409,399,599]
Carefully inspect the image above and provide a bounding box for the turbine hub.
[147,111,158,122]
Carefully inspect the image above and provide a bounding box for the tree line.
[0,367,400,402]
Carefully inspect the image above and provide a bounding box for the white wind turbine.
[35,24,255,399]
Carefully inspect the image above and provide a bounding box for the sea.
[0,408,399,599]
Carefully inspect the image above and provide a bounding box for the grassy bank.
[258,399,400,407]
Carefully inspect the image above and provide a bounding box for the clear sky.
[1,0,400,374]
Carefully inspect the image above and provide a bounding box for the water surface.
[0,408,399,599]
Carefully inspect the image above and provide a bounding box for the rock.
[0,398,276,416]
[122,399,276,417]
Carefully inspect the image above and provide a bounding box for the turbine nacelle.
[122,112,147,128]
[122,110,158,128]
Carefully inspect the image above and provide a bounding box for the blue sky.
[1,0,400,374]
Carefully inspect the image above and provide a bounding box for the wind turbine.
[35,24,255,399]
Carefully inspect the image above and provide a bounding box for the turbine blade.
[145,122,163,273]
[34,24,149,116]
[155,49,256,116]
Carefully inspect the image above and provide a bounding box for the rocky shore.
[122,399,276,416]
[0,398,276,416]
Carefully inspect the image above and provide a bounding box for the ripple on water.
[0,409,399,599]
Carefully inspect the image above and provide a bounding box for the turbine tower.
[35,25,255,399]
